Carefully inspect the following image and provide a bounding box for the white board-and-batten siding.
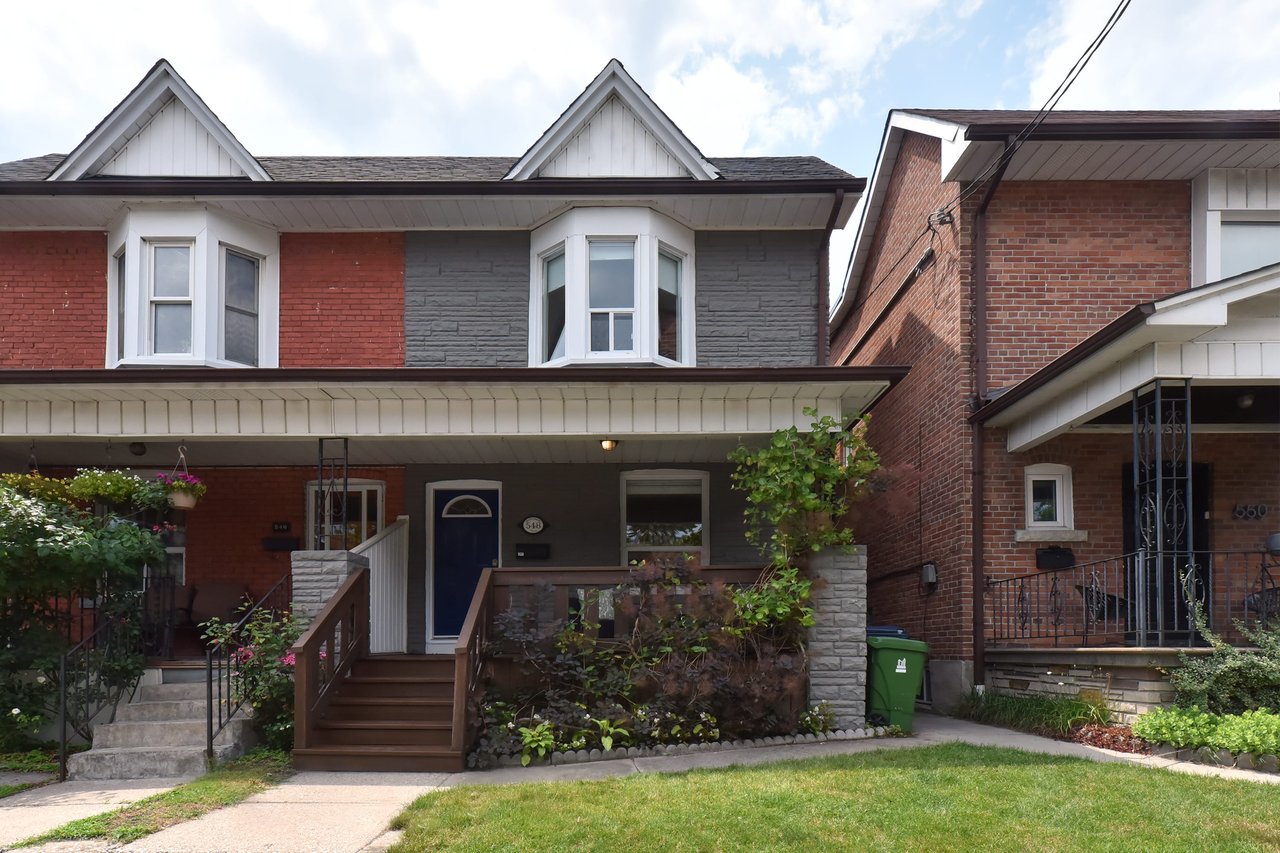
[1205,168,1280,211]
[538,95,689,179]
[94,96,247,178]
[0,393,845,439]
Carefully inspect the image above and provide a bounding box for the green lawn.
[391,743,1280,853]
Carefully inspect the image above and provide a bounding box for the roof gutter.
[964,121,1280,143]
[969,135,1014,686]
[968,302,1155,424]
[0,364,910,387]
[816,188,845,365]
[0,177,865,198]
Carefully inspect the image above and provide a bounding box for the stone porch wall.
[290,551,369,623]
[983,648,1209,725]
[808,548,868,729]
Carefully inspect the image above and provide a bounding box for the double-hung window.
[108,208,278,368]
[530,207,694,366]
[621,470,709,566]
[150,243,194,354]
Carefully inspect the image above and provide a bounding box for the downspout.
[969,137,1014,686]
[816,189,845,365]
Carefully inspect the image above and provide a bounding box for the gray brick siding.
[405,232,530,366]
[695,231,822,367]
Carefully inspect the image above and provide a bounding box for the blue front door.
[432,489,499,637]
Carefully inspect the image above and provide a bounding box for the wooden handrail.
[291,567,370,751]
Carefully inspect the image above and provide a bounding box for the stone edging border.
[1151,743,1280,773]
[481,726,893,768]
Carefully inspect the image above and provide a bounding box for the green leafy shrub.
[203,607,302,751]
[954,691,1110,739]
[1133,706,1280,755]
[798,702,836,735]
[1165,617,1280,714]
[0,482,160,748]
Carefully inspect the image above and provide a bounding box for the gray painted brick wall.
[405,232,530,366]
[695,231,822,367]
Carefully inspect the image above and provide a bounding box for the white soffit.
[0,379,889,440]
[505,59,719,181]
[49,59,269,182]
[989,263,1280,450]
[943,139,1280,183]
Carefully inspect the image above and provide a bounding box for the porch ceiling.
[0,366,903,447]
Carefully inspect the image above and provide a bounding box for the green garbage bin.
[866,636,928,731]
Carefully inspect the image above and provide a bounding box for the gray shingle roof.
[0,153,852,182]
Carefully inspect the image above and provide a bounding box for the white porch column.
[807,547,868,730]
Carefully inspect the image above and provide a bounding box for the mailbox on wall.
[1035,547,1075,570]
[515,543,550,560]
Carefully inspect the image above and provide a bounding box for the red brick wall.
[279,233,405,367]
[0,231,106,367]
[832,134,977,660]
[984,181,1191,390]
[183,466,405,597]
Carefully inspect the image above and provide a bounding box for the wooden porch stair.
[292,654,463,772]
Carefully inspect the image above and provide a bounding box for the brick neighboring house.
[0,59,903,771]
[830,109,1280,717]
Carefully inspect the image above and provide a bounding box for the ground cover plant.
[0,749,60,799]
[390,743,1280,853]
[14,749,291,847]
[1133,706,1280,755]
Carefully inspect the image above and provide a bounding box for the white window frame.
[107,207,279,368]
[620,469,711,566]
[1191,169,1280,286]
[1023,463,1073,530]
[305,478,386,550]
[220,246,262,367]
[529,207,695,366]
[147,241,195,355]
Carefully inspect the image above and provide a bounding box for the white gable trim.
[830,110,965,328]
[49,59,269,182]
[505,59,718,181]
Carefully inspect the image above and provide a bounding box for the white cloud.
[1027,0,1280,109]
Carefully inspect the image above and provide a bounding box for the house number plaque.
[522,516,546,534]
[1232,504,1269,520]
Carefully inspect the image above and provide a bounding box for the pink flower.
[279,652,296,667]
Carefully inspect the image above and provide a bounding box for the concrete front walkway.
[0,776,192,850]
[9,712,1278,852]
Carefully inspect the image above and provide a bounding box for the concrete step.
[138,682,208,702]
[116,698,210,722]
[67,746,224,780]
[93,716,254,749]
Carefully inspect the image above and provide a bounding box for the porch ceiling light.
[600,438,619,452]
[1237,393,1255,409]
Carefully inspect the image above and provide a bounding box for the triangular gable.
[505,59,718,181]
[49,59,269,181]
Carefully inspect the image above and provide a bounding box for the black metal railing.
[205,573,293,759]
[987,550,1277,648]
[58,600,144,781]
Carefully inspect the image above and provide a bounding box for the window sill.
[112,357,260,369]
[536,356,692,368]
[1015,528,1089,543]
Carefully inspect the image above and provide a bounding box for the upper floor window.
[1192,169,1280,285]
[530,208,695,366]
[108,208,278,368]
[1220,221,1280,279]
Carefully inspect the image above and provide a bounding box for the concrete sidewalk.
[0,776,192,850]
[9,712,1278,852]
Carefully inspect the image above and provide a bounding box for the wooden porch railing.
[451,564,765,754]
[292,567,370,751]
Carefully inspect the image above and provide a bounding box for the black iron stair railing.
[205,572,293,759]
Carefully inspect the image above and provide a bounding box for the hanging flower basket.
[168,490,199,509]
[156,461,207,511]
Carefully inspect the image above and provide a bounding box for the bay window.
[107,208,278,368]
[530,207,694,366]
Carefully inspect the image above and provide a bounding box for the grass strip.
[0,782,39,798]
[14,749,291,846]
[0,749,60,774]
[390,743,1280,853]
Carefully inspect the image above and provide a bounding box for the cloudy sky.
[1,0,1276,280]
